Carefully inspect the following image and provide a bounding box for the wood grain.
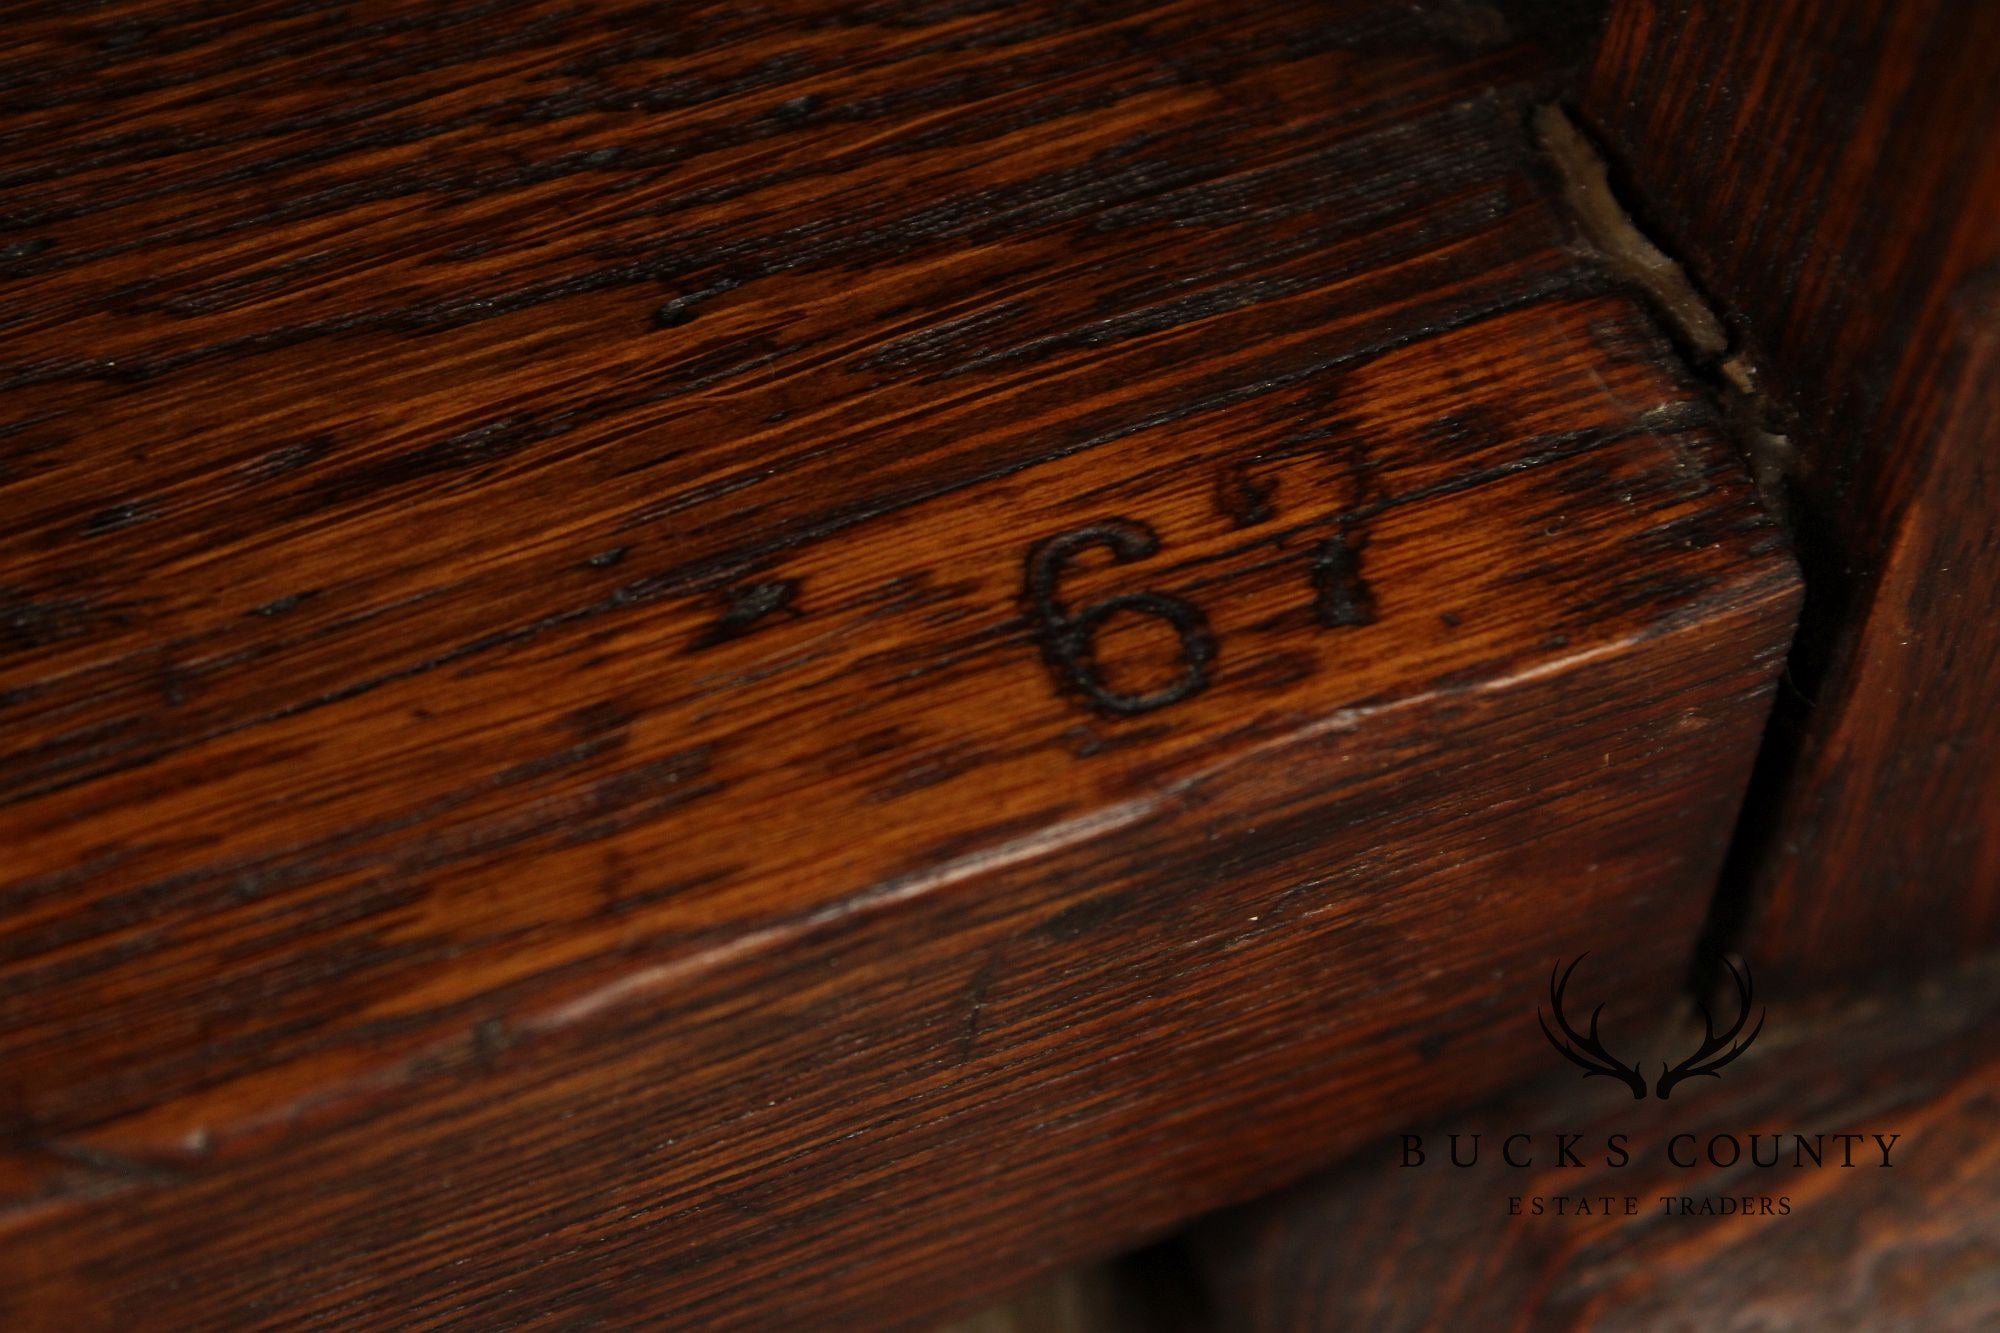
[1193,954,2000,1331]
[0,2,1794,1326]
[1577,0,2000,984]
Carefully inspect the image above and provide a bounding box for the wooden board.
[0,3,1795,1326]
[1192,954,2000,1330]
[1578,0,2000,985]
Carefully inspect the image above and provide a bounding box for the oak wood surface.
[1578,0,2000,985]
[1192,954,2000,1331]
[0,2,1794,1326]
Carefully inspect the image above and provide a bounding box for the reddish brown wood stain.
[1194,956,2000,1330]
[0,3,1794,1326]
[1579,0,2000,983]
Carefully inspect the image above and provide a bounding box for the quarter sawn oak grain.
[1579,0,2000,986]
[0,2,1794,1327]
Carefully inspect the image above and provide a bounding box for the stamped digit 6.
[1024,520,1217,716]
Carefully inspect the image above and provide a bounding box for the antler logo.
[1657,956,1765,1098]
[1538,955,1648,1098]
[1539,954,1765,1099]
